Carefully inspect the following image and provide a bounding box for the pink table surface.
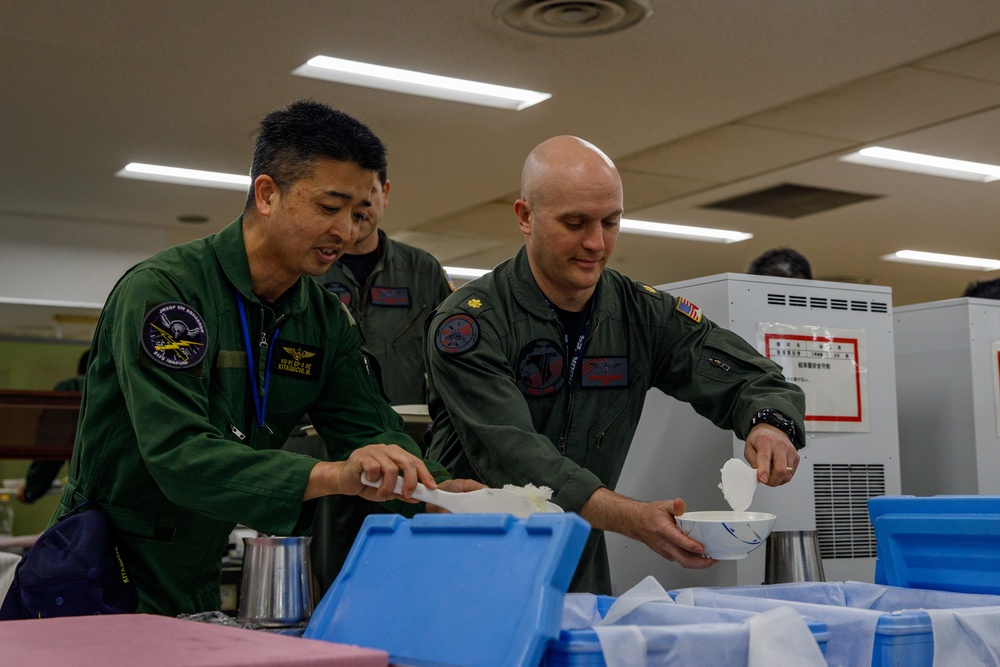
[0,613,388,666]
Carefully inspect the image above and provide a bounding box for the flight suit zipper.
[556,317,602,455]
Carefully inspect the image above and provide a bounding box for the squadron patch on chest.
[140,302,208,369]
[271,342,322,380]
[675,296,703,323]
[580,357,629,388]
[435,314,479,355]
[371,286,411,307]
[323,282,352,308]
[516,339,565,397]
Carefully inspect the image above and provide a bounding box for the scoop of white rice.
[502,483,556,512]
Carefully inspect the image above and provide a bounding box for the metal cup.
[764,530,826,584]
[237,536,314,626]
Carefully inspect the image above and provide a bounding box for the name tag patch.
[581,357,629,388]
[371,286,410,307]
[272,342,322,380]
[140,302,208,369]
[516,339,565,397]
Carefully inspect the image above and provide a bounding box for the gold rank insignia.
[642,284,657,294]
[467,298,482,309]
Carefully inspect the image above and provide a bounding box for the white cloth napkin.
[747,606,827,667]
[598,575,675,626]
[586,577,824,667]
[927,607,1000,667]
[675,588,879,667]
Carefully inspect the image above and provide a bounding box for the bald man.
[423,136,806,594]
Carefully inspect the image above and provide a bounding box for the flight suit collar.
[213,216,310,317]
[507,246,619,325]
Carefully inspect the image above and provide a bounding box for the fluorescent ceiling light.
[444,266,491,279]
[882,250,1000,271]
[0,297,105,309]
[620,219,753,244]
[293,56,551,111]
[116,163,251,191]
[840,147,1000,182]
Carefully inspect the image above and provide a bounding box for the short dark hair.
[963,277,1000,300]
[244,100,387,210]
[747,248,812,280]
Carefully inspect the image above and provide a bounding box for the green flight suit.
[55,217,448,617]
[315,229,453,405]
[425,247,806,595]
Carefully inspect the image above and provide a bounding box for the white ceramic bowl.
[675,510,777,560]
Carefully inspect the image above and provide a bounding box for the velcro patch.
[435,314,479,355]
[580,357,629,388]
[371,286,411,307]
[675,296,702,323]
[140,302,208,369]
[516,339,565,397]
[271,342,322,380]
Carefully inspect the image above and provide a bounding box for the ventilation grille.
[814,463,885,559]
[701,183,880,219]
[766,293,889,315]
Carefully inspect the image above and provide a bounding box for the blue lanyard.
[549,296,595,388]
[236,292,280,429]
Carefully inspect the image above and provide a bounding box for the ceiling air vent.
[702,183,880,219]
[493,0,652,37]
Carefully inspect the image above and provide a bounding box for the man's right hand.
[579,488,716,569]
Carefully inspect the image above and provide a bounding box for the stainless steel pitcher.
[237,536,314,626]
[764,530,826,584]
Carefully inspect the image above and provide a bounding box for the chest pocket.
[586,370,645,446]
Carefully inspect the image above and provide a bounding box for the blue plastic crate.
[544,594,829,666]
[304,512,590,667]
[672,581,1000,667]
[869,495,1000,595]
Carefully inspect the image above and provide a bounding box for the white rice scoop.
[719,458,759,512]
[360,473,563,518]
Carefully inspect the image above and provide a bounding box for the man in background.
[747,247,812,279]
[315,171,452,406]
[17,349,89,504]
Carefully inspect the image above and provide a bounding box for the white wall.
[0,212,172,306]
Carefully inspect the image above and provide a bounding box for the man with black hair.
[51,101,477,616]
[963,278,1000,299]
[747,248,812,279]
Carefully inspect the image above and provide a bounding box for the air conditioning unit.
[607,273,901,593]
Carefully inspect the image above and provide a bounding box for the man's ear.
[253,175,279,216]
[514,199,532,236]
[381,180,391,209]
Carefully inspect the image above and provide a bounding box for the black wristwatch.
[750,409,803,450]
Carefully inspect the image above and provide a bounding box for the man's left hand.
[744,424,800,486]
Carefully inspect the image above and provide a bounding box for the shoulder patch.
[140,302,209,368]
[435,314,479,355]
[323,282,352,308]
[675,296,703,323]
